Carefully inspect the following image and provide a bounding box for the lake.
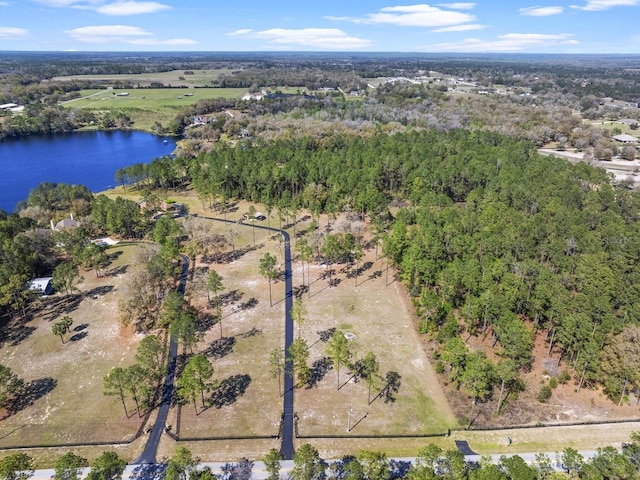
[0,130,177,213]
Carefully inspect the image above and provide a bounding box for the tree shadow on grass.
[305,357,332,389]
[196,312,216,334]
[84,285,115,298]
[216,246,255,264]
[310,327,336,349]
[238,327,262,338]
[40,294,84,322]
[208,374,251,408]
[203,336,235,359]
[9,377,57,415]
[0,322,36,348]
[237,297,258,311]
[370,371,402,405]
[217,289,243,307]
[70,331,88,342]
[293,285,309,299]
[106,264,128,277]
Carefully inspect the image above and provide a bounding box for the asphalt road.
[202,216,295,459]
[134,254,188,464]
[29,450,603,480]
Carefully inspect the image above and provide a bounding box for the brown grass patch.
[0,243,148,449]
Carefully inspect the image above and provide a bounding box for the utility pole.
[347,403,352,432]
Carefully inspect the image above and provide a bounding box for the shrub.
[434,361,445,375]
[549,377,558,389]
[537,385,552,403]
[558,370,571,384]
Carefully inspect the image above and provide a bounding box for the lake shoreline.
[0,130,178,213]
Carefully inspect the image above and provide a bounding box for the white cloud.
[33,0,170,15]
[66,24,152,42]
[571,0,640,10]
[424,33,578,52]
[432,23,485,32]
[66,25,196,45]
[0,2,10,6]
[127,37,197,45]
[520,6,564,16]
[0,26,28,39]
[324,16,354,21]
[436,2,476,9]
[227,28,373,49]
[97,2,170,15]
[351,4,476,27]
[33,0,101,6]
[227,29,252,36]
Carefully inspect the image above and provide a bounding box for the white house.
[613,134,637,144]
[26,277,53,295]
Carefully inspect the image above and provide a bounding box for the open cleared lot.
[62,88,247,109]
[0,243,147,449]
[53,69,233,87]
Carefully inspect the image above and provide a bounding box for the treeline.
[0,104,132,140]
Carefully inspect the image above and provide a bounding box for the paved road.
[28,449,603,480]
[134,254,189,464]
[278,229,295,460]
[202,216,295,459]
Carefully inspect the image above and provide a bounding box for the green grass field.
[53,69,233,87]
[60,88,246,131]
[63,87,246,109]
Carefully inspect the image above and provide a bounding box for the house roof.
[613,134,637,143]
[55,218,79,230]
[27,277,53,293]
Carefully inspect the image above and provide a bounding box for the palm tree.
[259,253,278,306]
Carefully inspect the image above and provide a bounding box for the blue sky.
[1,0,639,53]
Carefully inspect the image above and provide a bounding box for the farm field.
[59,87,302,131]
[53,69,233,87]
[62,88,247,109]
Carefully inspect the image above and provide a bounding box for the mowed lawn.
[0,243,147,448]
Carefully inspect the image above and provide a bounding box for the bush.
[434,360,444,375]
[558,370,571,384]
[549,377,558,389]
[537,385,553,403]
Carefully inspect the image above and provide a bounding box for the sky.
[1,0,640,53]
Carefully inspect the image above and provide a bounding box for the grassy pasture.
[63,88,246,109]
[0,243,146,449]
[53,69,232,87]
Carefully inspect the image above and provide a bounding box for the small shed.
[27,277,53,295]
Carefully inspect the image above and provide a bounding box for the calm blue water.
[0,131,177,213]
